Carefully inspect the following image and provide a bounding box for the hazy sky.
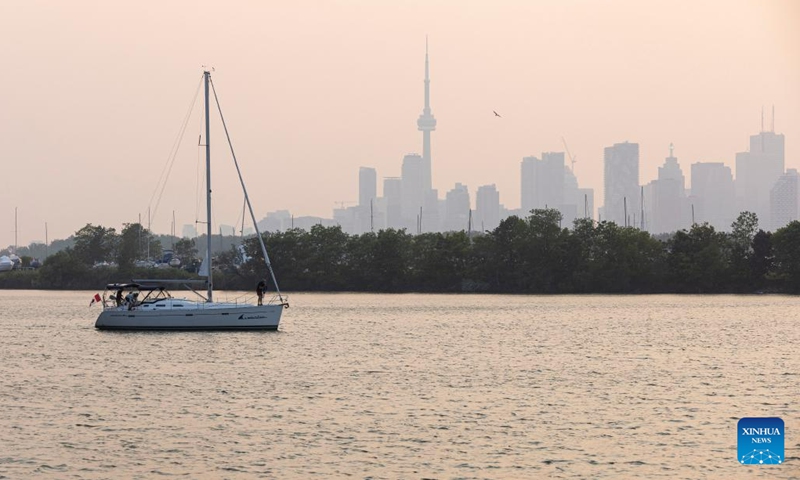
[2,0,799,246]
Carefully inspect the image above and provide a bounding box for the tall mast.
[209,75,285,302]
[204,70,213,302]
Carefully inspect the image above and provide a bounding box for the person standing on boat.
[115,289,123,307]
[256,279,266,306]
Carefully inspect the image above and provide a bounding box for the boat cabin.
[102,279,207,310]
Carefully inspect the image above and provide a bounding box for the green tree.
[346,231,379,290]
[478,216,529,292]
[73,224,118,266]
[410,231,470,291]
[727,212,759,290]
[565,217,596,292]
[771,221,800,291]
[37,249,93,289]
[242,229,308,291]
[750,230,773,290]
[173,238,198,266]
[304,225,350,290]
[116,223,155,272]
[666,223,727,292]
[523,209,569,292]
[369,229,412,291]
[578,221,664,293]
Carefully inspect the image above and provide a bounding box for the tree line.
[4,210,800,293]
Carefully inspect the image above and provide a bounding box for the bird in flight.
[493,110,501,118]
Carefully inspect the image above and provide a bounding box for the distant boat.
[0,256,13,272]
[95,71,288,331]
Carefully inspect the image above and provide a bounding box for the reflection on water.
[1,290,799,478]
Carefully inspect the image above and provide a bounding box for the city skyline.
[2,1,799,245]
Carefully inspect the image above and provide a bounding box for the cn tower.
[417,37,437,192]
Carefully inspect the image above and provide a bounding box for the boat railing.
[267,294,289,307]
[211,292,288,308]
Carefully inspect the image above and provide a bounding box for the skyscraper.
[770,169,799,231]
[602,142,639,226]
[690,162,735,231]
[562,166,579,226]
[445,183,470,232]
[181,224,197,239]
[735,114,785,228]
[417,38,437,193]
[520,156,538,214]
[383,177,403,230]
[520,153,565,215]
[401,153,424,226]
[475,184,500,232]
[651,144,687,233]
[358,167,377,208]
[356,167,377,234]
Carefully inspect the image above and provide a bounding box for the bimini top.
[105,279,207,291]
[104,282,141,291]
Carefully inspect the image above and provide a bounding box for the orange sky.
[1,0,798,245]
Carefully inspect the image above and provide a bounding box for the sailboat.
[0,255,13,272]
[95,71,288,330]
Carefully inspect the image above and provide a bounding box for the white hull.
[96,303,283,331]
[0,256,13,272]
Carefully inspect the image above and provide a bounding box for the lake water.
[0,290,799,479]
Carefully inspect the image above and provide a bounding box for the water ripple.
[1,291,799,478]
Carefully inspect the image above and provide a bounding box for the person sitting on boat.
[256,279,266,306]
[131,292,139,309]
[124,292,139,310]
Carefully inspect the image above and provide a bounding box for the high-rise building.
[735,116,785,228]
[444,183,470,232]
[355,167,378,234]
[690,162,736,231]
[333,206,356,234]
[602,142,639,226]
[770,169,799,231]
[417,39,437,193]
[520,156,537,214]
[181,224,197,239]
[541,152,566,213]
[383,177,403,230]
[475,184,500,232]
[359,167,377,208]
[422,189,440,233]
[520,152,565,215]
[651,144,687,233]
[561,166,581,226]
[401,154,424,227]
[257,210,291,232]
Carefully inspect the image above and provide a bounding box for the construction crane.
[561,136,577,174]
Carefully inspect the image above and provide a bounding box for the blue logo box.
[738,417,784,464]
